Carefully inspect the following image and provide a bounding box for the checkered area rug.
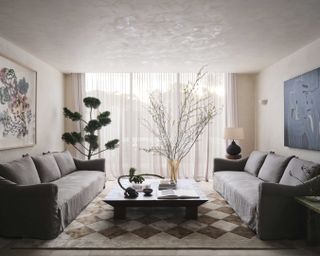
[5,181,293,249]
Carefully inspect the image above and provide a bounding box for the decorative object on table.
[117,167,164,198]
[289,165,320,196]
[284,67,320,151]
[158,179,177,190]
[142,67,218,183]
[124,187,139,199]
[62,96,119,159]
[224,127,244,159]
[0,55,37,150]
[157,189,200,199]
[142,186,153,197]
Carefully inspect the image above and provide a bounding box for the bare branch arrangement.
[142,68,218,162]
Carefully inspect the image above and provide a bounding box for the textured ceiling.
[0,0,320,73]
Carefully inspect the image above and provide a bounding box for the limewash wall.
[236,74,255,158]
[255,38,320,162]
[0,36,64,162]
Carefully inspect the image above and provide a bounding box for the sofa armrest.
[74,158,105,172]
[256,181,314,240]
[214,157,248,172]
[259,182,312,197]
[0,181,61,239]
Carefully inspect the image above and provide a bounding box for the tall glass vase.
[168,159,180,184]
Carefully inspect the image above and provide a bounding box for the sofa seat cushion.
[53,151,77,176]
[32,154,61,183]
[244,151,267,176]
[258,153,293,183]
[51,170,105,229]
[280,157,320,186]
[0,156,40,185]
[213,171,263,230]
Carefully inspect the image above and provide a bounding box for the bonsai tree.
[62,97,119,159]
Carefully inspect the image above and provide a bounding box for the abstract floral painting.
[0,55,36,150]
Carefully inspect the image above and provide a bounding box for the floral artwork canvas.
[0,55,36,150]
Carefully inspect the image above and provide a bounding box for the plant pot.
[131,183,144,192]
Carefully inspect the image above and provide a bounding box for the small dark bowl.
[143,188,153,197]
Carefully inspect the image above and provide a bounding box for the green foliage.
[128,168,145,184]
[62,96,119,159]
[62,132,83,145]
[97,111,111,126]
[83,97,101,109]
[84,134,99,151]
[84,120,102,133]
[105,139,119,149]
[63,107,81,121]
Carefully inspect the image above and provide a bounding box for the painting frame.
[0,54,37,150]
[284,67,320,151]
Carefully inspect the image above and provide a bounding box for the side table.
[295,196,320,246]
[225,154,241,160]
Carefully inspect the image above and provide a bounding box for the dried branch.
[142,67,218,162]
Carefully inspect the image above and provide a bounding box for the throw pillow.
[0,175,15,185]
[53,151,77,176]
[32,154,61,183]
[244,151,267,176]
[0,156,41,185]
[258,152,293,183]
[280,157,320,186]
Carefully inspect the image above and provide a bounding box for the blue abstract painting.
[284,68,320,151]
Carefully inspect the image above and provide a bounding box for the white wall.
[0,37,64,162]
[236,74,255,158]
[255,38,320,162]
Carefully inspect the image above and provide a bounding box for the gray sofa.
[0,151,105,239]
[213,151,320,240]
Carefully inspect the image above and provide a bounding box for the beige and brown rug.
[2,181,297,249]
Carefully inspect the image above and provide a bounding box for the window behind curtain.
[85,72,225,180]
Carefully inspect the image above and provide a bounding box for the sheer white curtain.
[225,73,238,127]
[84,72,226,180]
[64,73,85,159]
[225,73,239,147]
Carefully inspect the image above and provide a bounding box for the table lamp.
[224,127,244,159]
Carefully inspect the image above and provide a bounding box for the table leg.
[114,206,126,219]
[185,206,198,219]
[307,209,317,246]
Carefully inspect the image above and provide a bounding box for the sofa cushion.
[258,153,293,183]
[0,156,40,185]
[51,170,105,228]
[0,176,15,185]
[280,157,320,186]
[53,151,77,176]
[213,171,263,230]
[244,151,267,176]
[32,155,61,183]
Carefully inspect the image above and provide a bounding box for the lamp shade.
[224,127,244,140]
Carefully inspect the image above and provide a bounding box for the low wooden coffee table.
[104,179,207,220]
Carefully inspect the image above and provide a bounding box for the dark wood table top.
[295,196,320,214]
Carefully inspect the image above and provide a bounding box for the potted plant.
[117,168,164,194]
[142,68,218,183]
[62,97,119,159]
